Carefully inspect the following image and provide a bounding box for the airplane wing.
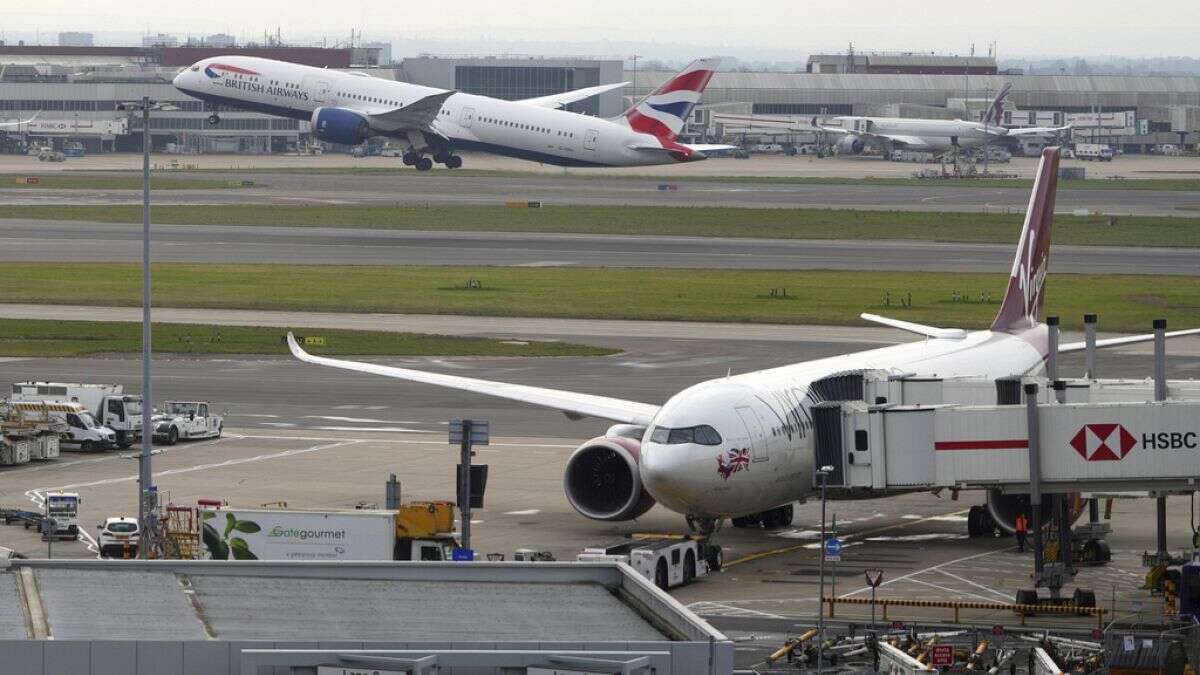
[860,313,967,340]
[1059,327,1200,353]
[0,112,39,129]
[519,82,629,109]
[1005,125,1071,137]
[366,91,456,134]
[872,134,933,149]
[287,333,660,425]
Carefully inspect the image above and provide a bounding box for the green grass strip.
[3,204,1198,248]
[0,264,1195,333]
[0,318,615,358]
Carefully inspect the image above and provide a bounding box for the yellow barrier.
[824,596,1106,630]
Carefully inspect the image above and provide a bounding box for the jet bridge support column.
[1025,383,1045,579]
[1154,319,1168,562]
[1083,314,1097,379]
[1046,316,1060,385]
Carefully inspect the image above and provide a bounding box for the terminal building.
[1,46,1196,155]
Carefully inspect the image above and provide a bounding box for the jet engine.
[836,136,865,155]
[985,490,1081,534]
[311,107,370,146]
[563,430,655,521]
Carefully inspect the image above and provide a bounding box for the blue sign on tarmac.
[824,537,843,557]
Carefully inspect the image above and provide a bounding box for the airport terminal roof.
[2,559,709,643]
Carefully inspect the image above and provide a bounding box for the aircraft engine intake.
[986,489,1081,533]
[836,136,865,155]
[563,435,655,521]
[311,107,370,146]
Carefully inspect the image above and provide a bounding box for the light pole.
[116,97,176,557]
[816,464,833,675]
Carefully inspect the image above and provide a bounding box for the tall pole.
[459,419,472,553]
[138,97,154,557]
[817,470,827,675]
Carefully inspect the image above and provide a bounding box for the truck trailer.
[199,501,459,561]
[11,382,142,448]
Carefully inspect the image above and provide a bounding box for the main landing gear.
[731,503,795,529]
[402,150,463,171]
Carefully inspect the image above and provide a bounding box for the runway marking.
[723,508,971,569]
[687,601,786,619]
[303,415,424,424]
[231,414,280,418]
[905,577,1001,604]
[308,426,435,433]
[838,545,1011,599]
[934,568,1013,601]
[504,509,541,516]
[230,433,575,448]
[26,440,360,494]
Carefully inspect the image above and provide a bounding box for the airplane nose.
[639,442,708,510]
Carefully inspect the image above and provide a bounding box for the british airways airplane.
[172,56,733,170]
[289,148,1200,540]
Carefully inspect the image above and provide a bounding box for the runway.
[6,170,1200,215]
[2,220,1196,274]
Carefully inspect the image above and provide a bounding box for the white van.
[9,401,116,451]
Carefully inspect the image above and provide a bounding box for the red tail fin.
[990,147,1060,333]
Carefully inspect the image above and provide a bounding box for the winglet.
[285,332,310,361]
[861,313,967,340]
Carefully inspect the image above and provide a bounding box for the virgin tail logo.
[990,146,1059,333]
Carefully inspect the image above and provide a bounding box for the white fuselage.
[638,328,1045,518]
[172,56,679,167]
[835,116,1005,152]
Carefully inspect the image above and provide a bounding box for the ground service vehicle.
[578,537,720,589]
[11,382,143,448]
[36,146,65,162]
[8,400,116,451]
[199,501,458,561]
[44,492,81,539]
[97,517,140,558]
[154,401,222,445]
[1074,143,1113,161]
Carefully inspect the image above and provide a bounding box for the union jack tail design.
[623,57,720,141]
[716,447,751,480]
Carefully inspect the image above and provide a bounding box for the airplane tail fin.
[990,146,1060,333]
[984,82,1012,126]
[621,57,721,141]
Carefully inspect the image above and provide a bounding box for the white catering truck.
[8,400,116,452]
[1073,143,1113,161]
[11,382,142,448]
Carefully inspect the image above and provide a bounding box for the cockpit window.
[650,425,722,446]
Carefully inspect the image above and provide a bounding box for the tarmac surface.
[2,220,1195,274]
[6,170,1200,216]
[1,320,1198,635]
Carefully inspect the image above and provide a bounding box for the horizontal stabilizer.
[1059,327,1200,353]
[860,313,967,340]
[519,82,629,109]
[287,333,659,425]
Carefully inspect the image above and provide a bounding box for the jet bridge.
[815,375,1200,494]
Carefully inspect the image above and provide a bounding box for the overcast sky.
[5,0,1197,59]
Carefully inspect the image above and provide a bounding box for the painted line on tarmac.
[838,545,1012,599]
[934,567,1012,601]
[231,433,575,448]
[904,576,1001,605]
[722,508,972,569]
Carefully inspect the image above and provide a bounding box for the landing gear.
[686,515,721,537]
[445,155,463,169]
[732,504,795,529]
[402,151,419,166]
[414,157,433,172]
[207,113,221,126]
[967,504,998,538]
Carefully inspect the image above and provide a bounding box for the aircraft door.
[302,76,331,104]
[735,406,769,463]
[583,129,599,151]
[460,107,475,129]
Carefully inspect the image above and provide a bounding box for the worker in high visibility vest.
[1015,513,1029,552]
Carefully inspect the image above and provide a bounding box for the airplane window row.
[478,115,573,138]
[340,92,401,107]
[649,425,723,446]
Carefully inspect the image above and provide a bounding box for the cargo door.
[583,128,599,151]
[301,75,331,104]
[459,107,475,129]
[735,406,768,463]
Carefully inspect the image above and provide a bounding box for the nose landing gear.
[732,504,795,529]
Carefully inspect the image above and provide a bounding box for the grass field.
[1,264,1195,333]
[0,318,614,358]
[0,175,247,190]
[126,166,1200,191]
[4,204,1198,248]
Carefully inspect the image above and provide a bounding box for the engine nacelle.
[563,435,655,521]
[311,106,370,146]
[836,136,865,155]
[986,490,1082,533]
